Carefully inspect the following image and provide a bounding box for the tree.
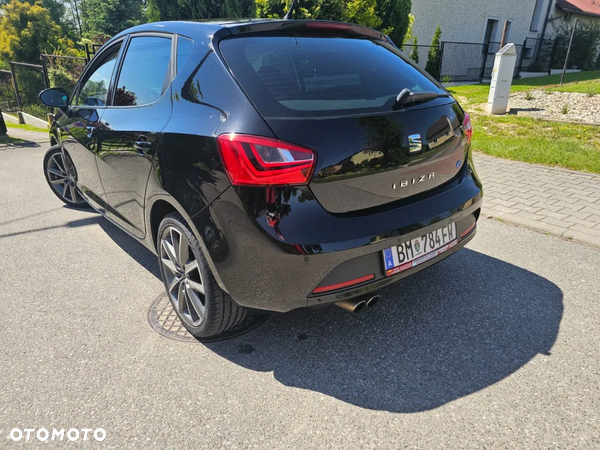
[425,23,441,79]
[255,0,411,45]
[376,0,411,46]
[344,0,380,29]
[409,36,418,63]
[0,0,73,64]
[81,0,145,38]
[256,0,343,20]
[401,12,414,49]
[148,0,256,21]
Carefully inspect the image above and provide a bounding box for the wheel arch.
[146,194,230,296]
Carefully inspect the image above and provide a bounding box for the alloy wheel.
[159,226,206,326]
[46,150,82,204]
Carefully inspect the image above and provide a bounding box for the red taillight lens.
[463,112,473,146]
[217,134,316,187]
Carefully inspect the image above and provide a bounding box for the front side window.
[113,36,172,107]
[75,46,121,107]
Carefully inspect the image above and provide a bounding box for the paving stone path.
[474,153,600,247]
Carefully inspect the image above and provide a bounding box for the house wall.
[410,0,555,46]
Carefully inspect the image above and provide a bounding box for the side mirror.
[38,88,69,108]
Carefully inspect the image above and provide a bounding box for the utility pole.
[560,18,578,85]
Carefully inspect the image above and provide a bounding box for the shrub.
[409,36,419,63]
[425,24,442,79]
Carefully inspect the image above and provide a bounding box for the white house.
[411,0,600,47]
[409,0,600,80]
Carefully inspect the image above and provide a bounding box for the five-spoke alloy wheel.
[43,146,88,208]
[157,212,248,338]
[160,225,206,326]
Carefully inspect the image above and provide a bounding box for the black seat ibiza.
[39,19,483,338]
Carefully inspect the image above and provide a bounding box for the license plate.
[382,222,457,277]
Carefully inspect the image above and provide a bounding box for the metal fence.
[402,43,436,72]
[436,41,524,83]
[1,49,95,119]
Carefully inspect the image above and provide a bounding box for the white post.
[486,43,518,115]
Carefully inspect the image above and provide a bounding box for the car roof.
[109,19,385,44]
[112,19,309,40]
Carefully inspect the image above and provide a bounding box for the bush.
[552,20,600,70]
[409,36,419,63]
[425,24,442,79]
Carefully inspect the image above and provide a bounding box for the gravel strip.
[509,89,600,124]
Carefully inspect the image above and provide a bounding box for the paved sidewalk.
[474,153,600,247]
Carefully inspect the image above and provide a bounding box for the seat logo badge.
[408,134,422,153]
[392,172,435,189]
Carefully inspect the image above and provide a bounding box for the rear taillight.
[463,112,473,146]
[217,134,316,187]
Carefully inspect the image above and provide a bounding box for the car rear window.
[219,36,444,118]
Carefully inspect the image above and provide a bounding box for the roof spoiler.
[224,20,387,41]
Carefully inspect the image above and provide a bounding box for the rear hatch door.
[219,25,469,214]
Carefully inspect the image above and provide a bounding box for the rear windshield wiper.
[394,88,451,108]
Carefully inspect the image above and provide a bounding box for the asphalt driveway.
[1,144,599,448]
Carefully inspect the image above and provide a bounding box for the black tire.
[43,146,89,208]
[157,212,248,338]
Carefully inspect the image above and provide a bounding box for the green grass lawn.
[6,122,48,133]
[447,70,600,174]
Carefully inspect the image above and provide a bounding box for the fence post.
[85,43,91,63]
[9,62,21,109]
[516,38,527,78]
[479,41,490,82]
[40,55,50,89]
[548,38,559,76]
[438,42,445,82]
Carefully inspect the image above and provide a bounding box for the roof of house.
[556,0,600,17]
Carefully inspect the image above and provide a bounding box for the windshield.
[219,36,444,119]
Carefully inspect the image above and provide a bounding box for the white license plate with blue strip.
[383,222,457,277]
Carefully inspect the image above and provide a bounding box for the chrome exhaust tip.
[336,298,367,313]
[366,295,380,308]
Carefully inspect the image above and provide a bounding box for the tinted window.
[75,46,120,107]
[177,36,193,73]
[114,36,172,107]
[220,37,443,118]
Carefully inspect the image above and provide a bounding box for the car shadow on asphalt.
[94,214,563,414]
[204,249,563,413]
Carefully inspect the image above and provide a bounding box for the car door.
[94,34,174,238]
[57,41,124,210]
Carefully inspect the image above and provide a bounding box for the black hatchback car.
[39,19,483,338]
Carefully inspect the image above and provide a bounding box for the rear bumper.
[192,159,483,312]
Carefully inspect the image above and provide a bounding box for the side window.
[113,36,172,107]
[177,36,193,74]
[75,45,121,107]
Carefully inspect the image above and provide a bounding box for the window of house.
[113,36,172,107]
[530,0,545,31]
[484,19,500,45]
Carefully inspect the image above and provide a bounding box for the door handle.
[134,138,151,155]
[86,126,95,138]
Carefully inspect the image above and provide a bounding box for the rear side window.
[114,36,172,107]
[177,36,193,73]
[219,36,443,118]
